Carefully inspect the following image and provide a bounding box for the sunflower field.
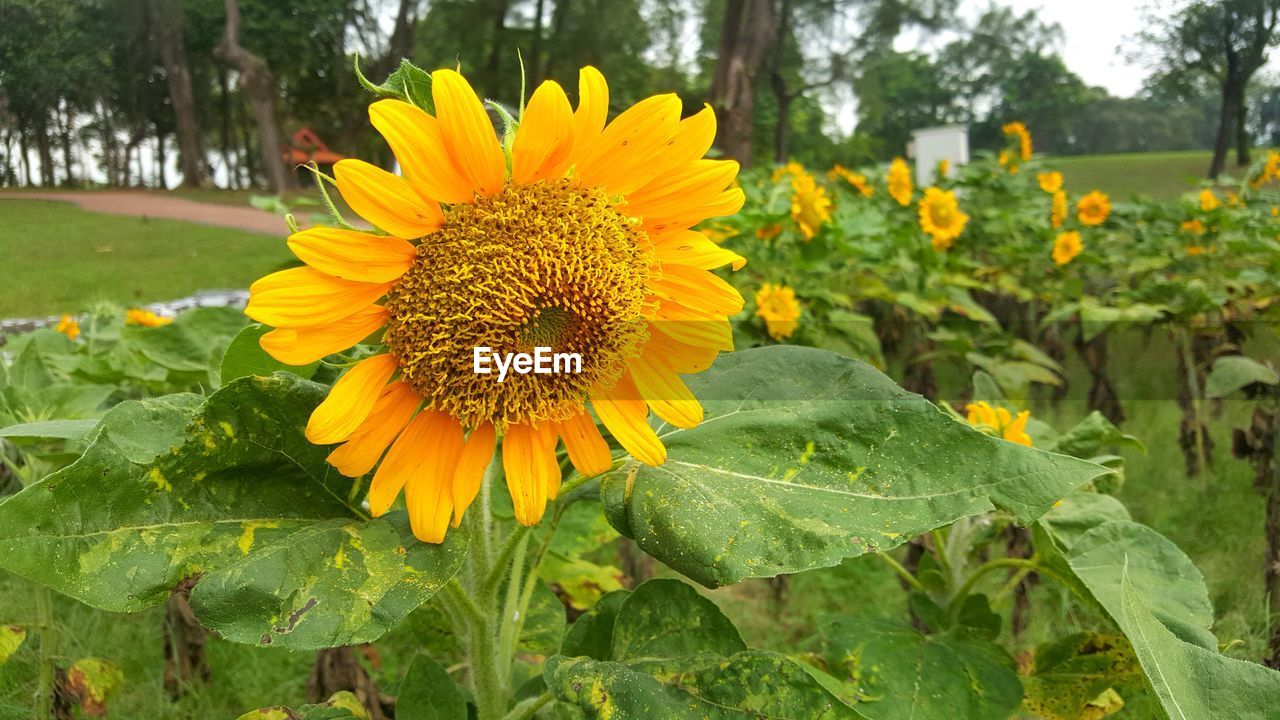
[2,62,1280,720]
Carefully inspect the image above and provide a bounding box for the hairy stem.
[34,586,56,720]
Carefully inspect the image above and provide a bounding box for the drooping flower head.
[755,223,782,241]
[888,157,912,207]
[126,308,173,328]
[246,68,746,543]
[918,186,969,251]
[829,164,873,197]
[1198,189,1220,212]
[790,171,832,240]
[754,283,800,340]
[1002,121,1032,161]
[966,401,1032,446]
[1037,171,1062,194]
[1052,230,1083,266]
[55,314,80,341]
[1077,190,1110,226]
[1050,190,1067,229]
[937,158,951,178]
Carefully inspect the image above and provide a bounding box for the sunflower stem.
[34,585,56,720]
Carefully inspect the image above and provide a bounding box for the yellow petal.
[652,299,734,351]
[432,69,506,197]
[626,159,740,221]
[591,373,666,466]
[451,422,496,527]
[512,80,575,184]
[326,381,420,477]
[404,410,465,544]
[651,228,746,271]
[627,353,703,429]
[649,264,745,317]
[305,353,399,445]
[368,99,475,205]
[503,423,550,527]
[556,410,614,477]
[643,188,745,234]
[642,324,720,374]
[259,305,388,365]
[368,409,430,517]
[287,227,416,283]
[246,267,392,329]
[568,66,608,166]
[537,422,563,501]
[642,105,718,179]
[576,94,682,195]
[334,159,443,238]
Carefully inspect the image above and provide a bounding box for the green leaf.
[548,579,859,717]
[0,625,26,665]
[1065,522,1214,647]
[219,324,319,386]
[1040,492,1132,550]
[356,56,433,112]
[821,616,1022,720]
[0,418,97,440]
[518,579,568,657]
[189,514,466,649]
[1047,412,1145,458]
[547,652,864,719]
[396,654,468,720]
[601,346,1108,587]
[611,579,745,663]
[93,393,204,464]
[1019,633,1141,720]
[0,376,359,613]
[561,590,628,660]
[1118,567,1280,719]
[122,306,246,374]
[1205,356,1279,398]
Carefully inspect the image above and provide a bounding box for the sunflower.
[55,314,80,341]
[937,158,950,177]
[1052,230,1083,266]
[772,161,805,182]
[754,283,800,340]
[755,223,782,241]
[126,308,172,327]
[1037,171,1062,194]
[1180,218,1205,236]
[918,187,969,250]
[790,172,832,239]
[1050,190,1067,229]
[1077,190,1110,226]
[888,157,912,206]
[1255,151,1280,187]
[1198,189,1220,212]
[246,68,746,543]
[998,150,1019,175]
[1002,121,1032,161]
[1186,245,1207,256]
[966,401,1032,446]
[828,164,873,197]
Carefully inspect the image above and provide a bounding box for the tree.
[709,0,778,167]
[1141,0,1280,178]
[148,0,210,187]
[213,0,292,192]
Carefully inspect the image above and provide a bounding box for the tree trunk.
[214,0,293,192]
[149,0,210,188]
[58,105,75,186]
[163,580,211,697]
[529,0,546,84]
[307,647,389,719]
[1210,74,1243,179]
[709,0,777,167]
[156,129,169,189]
[1237,95,1252,167]
[1077,329,1125,425]
[34,115,55,186]
[773,88,791,163]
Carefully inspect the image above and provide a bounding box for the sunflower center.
[384,179,652,429]
[930,202,953,226]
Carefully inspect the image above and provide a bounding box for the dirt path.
[0,190,299,235]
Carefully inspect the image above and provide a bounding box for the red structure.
[283,127,345,166]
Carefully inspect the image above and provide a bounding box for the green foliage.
[395,655,467,720]
[601,346,1107,587]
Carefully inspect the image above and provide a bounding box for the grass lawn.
[1053,149,1268,200]
[0,200,294,318]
